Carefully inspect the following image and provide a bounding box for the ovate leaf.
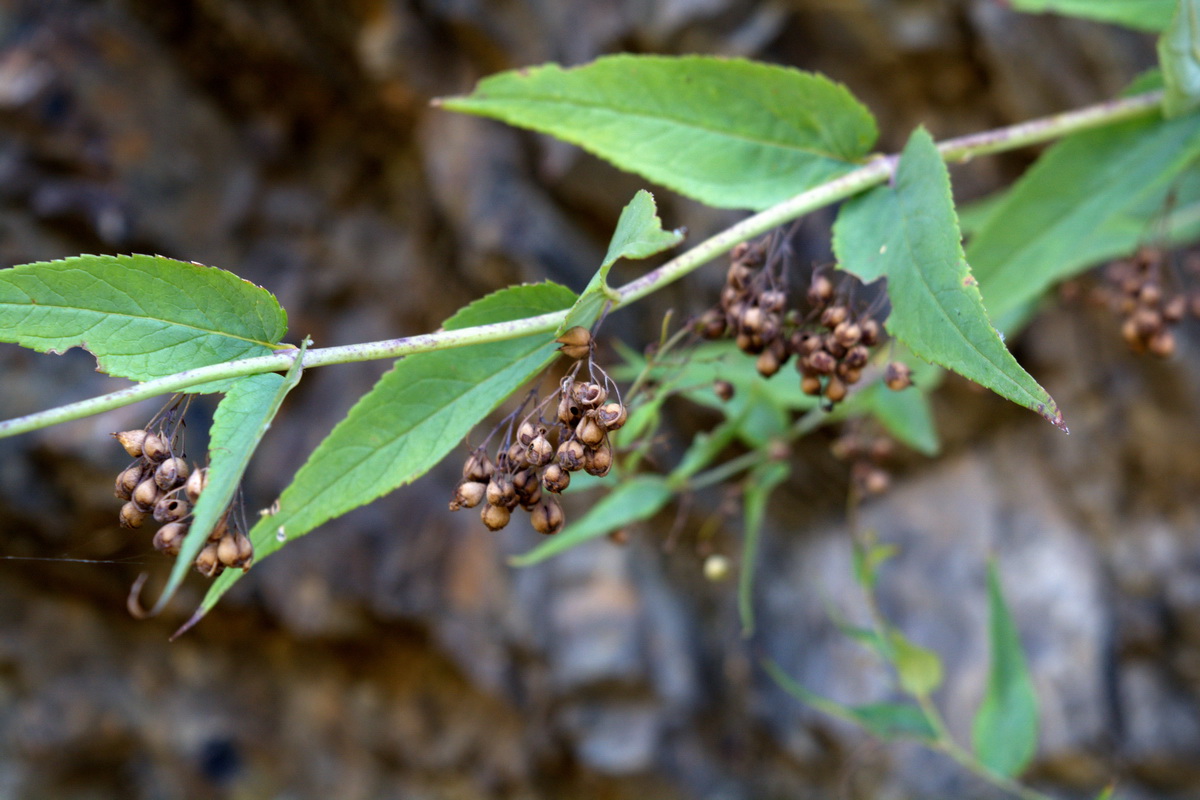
[890,629,944,698]
[510,475,673,566]
[763,659,938,742]
[739,461,790,634]
[833,128,1065,430]
[0,255,287,390]
[1011,0,1174,31]
[196,282,577,616]
[967,111,1200,322]
[439,55,878,211]
[972,561,1039,778]
[1159,0,1200,117]
[562,190,683,331]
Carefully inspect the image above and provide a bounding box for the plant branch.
[0,90,1165,439]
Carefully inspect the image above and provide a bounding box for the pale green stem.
[0,90,1166,439]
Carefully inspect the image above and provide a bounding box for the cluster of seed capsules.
[1091,246,1199,358]
[696,241,912,405]
[112,428,252,577]
[831,429,897,497]
[449,327,627,535]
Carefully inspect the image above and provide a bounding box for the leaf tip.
[170,607,207,641]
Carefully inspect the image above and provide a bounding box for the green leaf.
[1093,785,1116,800]
[763,659,938,742]
[852,537,899,593]
[739,461,790,634]
[833,127,1065,431]
[510,475,673,566]
[164,345,306,623]
[439,54,878,211]
[195,282,577,615]
[562,190,683,331]
[890,629,944,698]
[968,111,1200,322]
[1011,0,1175,31]
[972,561,1039,778]
[1159,0,1200,116]
[0,255,288,390]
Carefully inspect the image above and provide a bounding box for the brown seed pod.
[1131,307,1162,337]
[486,473,516,508]
[1164,294,1187,322]
[572,382,608,409]
[859,318,881,346]
[577,415,607,447]
[854,464,891,495]
[713,380,735,402]
[790,330,821,355]
[823,334,847,360]
[506,441,530,468]
[833,321,862,348]
[884,362,913,391]
[740,306,766,334]
[843,344,870,369]
[824,375,847,403]
[184,466,208,502]
[557,393,584,426]
[837,364,862,385]
[556,326,593,360]
[808,274,833,305]
[1138,282,1162,307]
[584,440,613,477]
[869,437,895,462]
[800,375,822,396]
[760,289,787,313]
[735,330,763,354]
[806,350,837,375]
[450,480,487,511]
[830,434,861,461]
[696,308,728,339]
[596,402,627,431]
[154,457,189,491]
[132,478,160,512]
[119,501,148,529]
[558,438,586,471]
[480,503,511,531]
[1148,327,1175,358]
[517,421,543,447]
[727,261,756,291]
[542,463,571,493]
[115,464,143,500]
[217,533,243,568]
[235,531,254,567]
[527,434,554,466]
[194,541,222,577]
[142,432,169,462]
[153,494,191,524]
[462,450,494,483]
[153,521,188,556]
[721,285,745,310]
[820,305,848,329]
[530,496,565,535]
[113,429,148,458]
[756,347,782,378]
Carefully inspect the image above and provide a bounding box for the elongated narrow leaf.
[1159,0,1200,116]
[833,128,1065,430]
[1011,0,1174,31]
[967,112,1200,322]
[0,255,287,389]
[510,475,673,566]
[739,461,790,634]
[196,283,577,616]
[562,190,683,331]
[165,348,305,622]
[972,561,1039,778]
[763,660,938,742]
[439,55,878,211]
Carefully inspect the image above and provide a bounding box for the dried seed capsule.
[184,467,208,502]
[1148,327,1175,358]
[696,308,728,339]
[844,344,870,369]
[808,275,833,305]
[820,305,848,329]
[790,330,821,355]
[885,362,913,391]
[113,429,148,457]
[142,432,169,462]
[584,440,613,477]
[517,421,543,447]
[735,331,762,354]
[756,347,782,378]
[572,382,607,409]
[154,457,189,491]
[859,318,881,346]
[830,434,861,461]
[558,439,586,471]
[1138,282,1162,307]
[596,402,627,431]
[234,531,254,567]
[824,375,847,403]
[462,450,494,483]
[1132,307,1162,337]
[512,467,539,496]
[450,480,487,511]
[740,306,765,334]
[1121,316,1143,349]
[194,541,222,577]
[556,326,593,360]
[558,393,584,426]
[119,501,147,529]
[132,478,160,512]
[527,434,554,466]
[727,260,756,291]
[153,494,191,524]
[153,521,188,556]
[833,321,862,347]
[823,334,847,360]
[855,464,891,495]
[800,375,822,396]
[1164,295,1187,322]
[869,437,895,462]
[506,441,530,468]
[115,464,143,500]
[721,285,745,310]
[713,380,735,402]
[542,463,571,493]
[577,415,607,447]
[806,350,836,375]
[837,365,862,385]
[480,503,511,531]
[760,290,787,313]
[519,483,543,510]
[486,473,516,508]
[217,533,243,568]
[530,496,565,535]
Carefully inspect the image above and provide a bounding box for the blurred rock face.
[0,1,1192,799]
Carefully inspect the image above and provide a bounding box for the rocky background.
[0,1,1194,798]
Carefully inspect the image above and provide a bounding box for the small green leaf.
[852,536,899,593]
[1093,784,1116,800]
[510,475,673,566]
[763,659,938,742]
[562,190,682,331]
[972,561,1039,778]
[1159,0,1200,117]
[439,55,878,211]
[1011,0,1175,31]
[0,255,287,390]
[739,461,790,634]
[890,629,944,698]
[968,111,1200,322]
[833,127,1065,431]
[164,344,306,622]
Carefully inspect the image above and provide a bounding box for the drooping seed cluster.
[112,428,252,576]
[1091,246,1195,358]
[449,327,628,535]
[831,430,896,497]
[696,240,912,406]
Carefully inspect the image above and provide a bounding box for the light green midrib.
[451,94,868,163]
